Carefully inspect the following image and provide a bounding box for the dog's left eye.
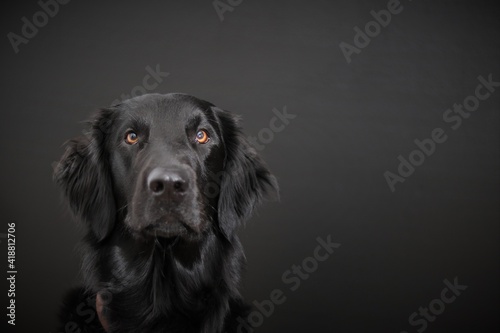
[125,131,139,145]
[195,130,210,144]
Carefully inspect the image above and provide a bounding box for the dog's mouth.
[142,220,190,239]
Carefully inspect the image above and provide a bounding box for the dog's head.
[54,93,277,242]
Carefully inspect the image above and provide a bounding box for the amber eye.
[125,131,139,145]
[196,129,210,144]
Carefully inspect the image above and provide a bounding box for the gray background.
[1,0,499,332]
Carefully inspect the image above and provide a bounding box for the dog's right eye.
[125,131,139,145]
[195,129,210,144]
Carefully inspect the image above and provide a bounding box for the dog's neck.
[169,236,205,267]
[84,230,240,332]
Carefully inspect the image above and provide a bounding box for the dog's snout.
[147,167,189,199]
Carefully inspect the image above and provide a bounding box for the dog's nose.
[147,167,189,200]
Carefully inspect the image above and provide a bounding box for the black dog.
[54,93,277,332]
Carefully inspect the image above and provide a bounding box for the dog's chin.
[128,213,206,242]
[126,210,208,242]
[142,221,189,239]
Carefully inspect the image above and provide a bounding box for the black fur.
[54,93,277,333]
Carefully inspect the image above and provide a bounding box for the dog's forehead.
[118,93,213,123]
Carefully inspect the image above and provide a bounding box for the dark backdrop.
[1,0,499,332]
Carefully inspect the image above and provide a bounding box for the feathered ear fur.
[54,109,116,242]
[214,108,278,239]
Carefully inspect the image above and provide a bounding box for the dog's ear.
[54,108,116,242]
[214,108,278,239]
